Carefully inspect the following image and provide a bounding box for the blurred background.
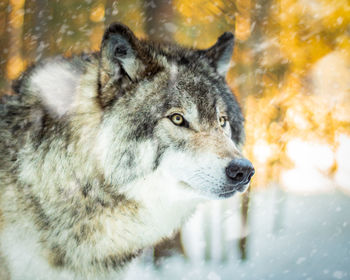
[0,0,350,279]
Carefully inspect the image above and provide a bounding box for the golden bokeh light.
[6,55,25,80]
[90,4,105,23]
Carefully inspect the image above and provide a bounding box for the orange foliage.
[90,4,105,23]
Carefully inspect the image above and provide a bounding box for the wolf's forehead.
[166,70,227,122]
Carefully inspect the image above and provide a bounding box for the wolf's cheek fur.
[154,129,243,199]
[156,149,230,198]
[95,117,158,188]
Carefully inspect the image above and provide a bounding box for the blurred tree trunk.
[23,0,50,63]
[105,0,118,26]
[6,0,25,90]
[143,0,174,42]
[0,0,10,94]
[239,188,250,260]
[236,0,273,260]
[236,0,271,101]
[153,232,185,266]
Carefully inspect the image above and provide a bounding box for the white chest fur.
[0,172,202,280]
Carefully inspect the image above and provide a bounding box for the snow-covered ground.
[125,189,350,280]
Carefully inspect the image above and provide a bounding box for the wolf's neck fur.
[2,147,199,279]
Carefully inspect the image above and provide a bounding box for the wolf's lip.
[217,189,236,198]
[235,181,250,192]
[227,177,250,187]
[217,181,250,197]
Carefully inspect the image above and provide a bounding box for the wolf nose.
[225,158,255,185]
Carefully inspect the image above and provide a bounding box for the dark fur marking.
[132,118,157,141]
[82,182,92,197]
[174,139,187,150]
[73,224,89,244]
[49,245,66,267]
[25,193,51,231]
[97,251,141,271]
[125,151,135,168]
[84,204,93,215]
[153,144,168,170]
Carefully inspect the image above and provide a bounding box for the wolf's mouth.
[233,180,250,191]
[217,181,250,198]
[217,189,236,198]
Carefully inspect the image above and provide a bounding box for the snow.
[125,188,350,280]
[281,139,336,194]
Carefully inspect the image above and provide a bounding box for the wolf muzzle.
[225,158,255,189]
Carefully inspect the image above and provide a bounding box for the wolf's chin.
[217,190,236,198]
[182,185,237,200]
[180,174,250,199]
[190,182,250,200]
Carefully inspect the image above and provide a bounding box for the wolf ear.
[204,32,235,77]
[100,23,144,84]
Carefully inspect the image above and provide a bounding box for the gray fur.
[0,22,250,279]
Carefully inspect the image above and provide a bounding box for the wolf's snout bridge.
[225,158,255,186]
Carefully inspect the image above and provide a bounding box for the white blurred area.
[335,134,350,194]
[312,51,350,122]
[181,196,243,263]
[281,138,335,193]
[126,189,350,280]
[281,134,350,194]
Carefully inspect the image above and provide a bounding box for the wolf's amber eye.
[170,114,184,126]
[219,116,227,128]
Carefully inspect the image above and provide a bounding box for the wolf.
[0,22,254,279]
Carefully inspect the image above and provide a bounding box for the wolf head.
[94,23,254,200]
[23,22,254,201]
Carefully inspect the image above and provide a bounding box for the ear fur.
[100,23,145,85]
[205,32,235,77]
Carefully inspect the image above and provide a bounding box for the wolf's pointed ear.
[100,23,144,84]
[204,32,235,77]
